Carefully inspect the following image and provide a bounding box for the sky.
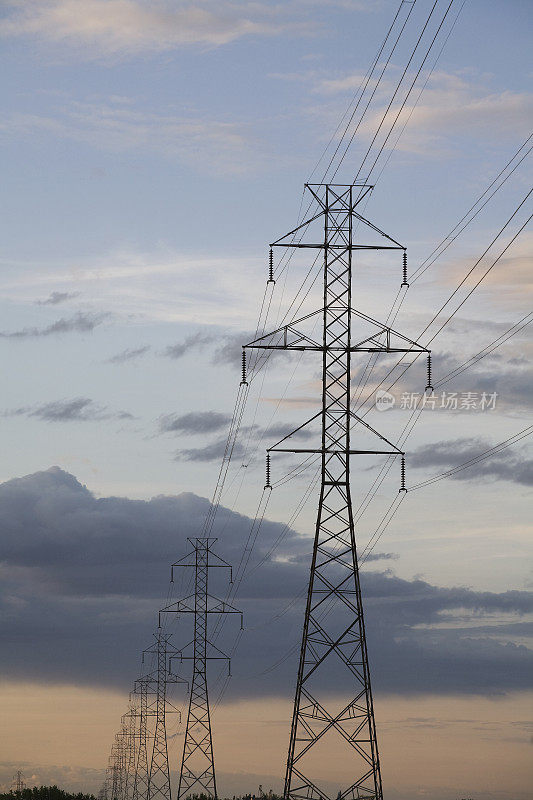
[0,0,532,798]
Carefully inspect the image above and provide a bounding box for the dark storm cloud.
[159,411,231,435]
[36,291,80,306]
[410,437,533,487]
[4,398,133,423]
[0,311,108,338]
[162,332,214,359]
[107,345,151,364]
[1,467,532,697]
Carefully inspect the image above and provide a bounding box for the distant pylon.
[110,730,127,800]
[12,772,26,793]
[160,537,243,800]
[245,183,429,799]
[147,632,171,800]
[123,704,138,800]
[131,676,151,800]
[143,633,187,800]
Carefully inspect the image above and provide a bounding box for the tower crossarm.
[263,407,403,457]
[270,183,404,251]
[170,536,234,583]
[244,308,428,355]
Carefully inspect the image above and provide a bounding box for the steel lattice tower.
[123,705,138,800]
[160,537,243,800]
[132,676,151,800]
[13,772,26,793]
[110,730,127,800]
[147,633,171,800]
[245,184,429,800]
[142,633,187,800]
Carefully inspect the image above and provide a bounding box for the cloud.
[176,436,244,462]
[309,69,533,155]
[347,320,533,415]
[364,551,398,562]
[165,413,313,461]
[0,0,311,57]
[161,331,254,366]
[36,291,80,305]
[265,422,314,441]
[410,437,533,487]
[213,331,254,367]
[159,410,231,436]
[2,100,258,175]
[441,232,533,312]
[162,332,215,360]
[0,311,108,339]
[1,250,266,327]
[1,467,532,697]
[107,345,150,364]
[4,398,133,423]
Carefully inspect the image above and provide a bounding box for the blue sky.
[0,1,532,797]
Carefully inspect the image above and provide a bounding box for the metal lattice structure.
[110,729,127,800]
[147,633,171,800]
[141,633,187,800]
[246,184,429,800]
[131,676,151,800]
[160,537,243,800]
[12,772,26,793]
[123,705,138,800]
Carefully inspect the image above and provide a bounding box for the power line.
[352,0,449,183]
[411,134,533,283]
[353,191,532,417]
[408,425,533,491]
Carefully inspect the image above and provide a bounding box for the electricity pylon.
[160,537,243,800]
[110,729,127,800]
[131,676,152,800]
[12,772,26,793]
[122,704,138,800]
[142,633,187,800]
[245,184,430,800]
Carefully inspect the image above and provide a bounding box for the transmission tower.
[131,675,152,800]
[142,633,187,800]
[122,704,138,800]
[12,772,26,793]
[160,537,243,800]
[110,729,127,800]
[245,184,430,800]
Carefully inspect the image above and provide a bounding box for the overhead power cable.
[410,133,533,283]
[354,191,532,416]
[436,312,533,388]
[408,425,533,491]
[352,0,453,184]
[425,202,532,346]
[308,0,410,183]
[327,0,419,182]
